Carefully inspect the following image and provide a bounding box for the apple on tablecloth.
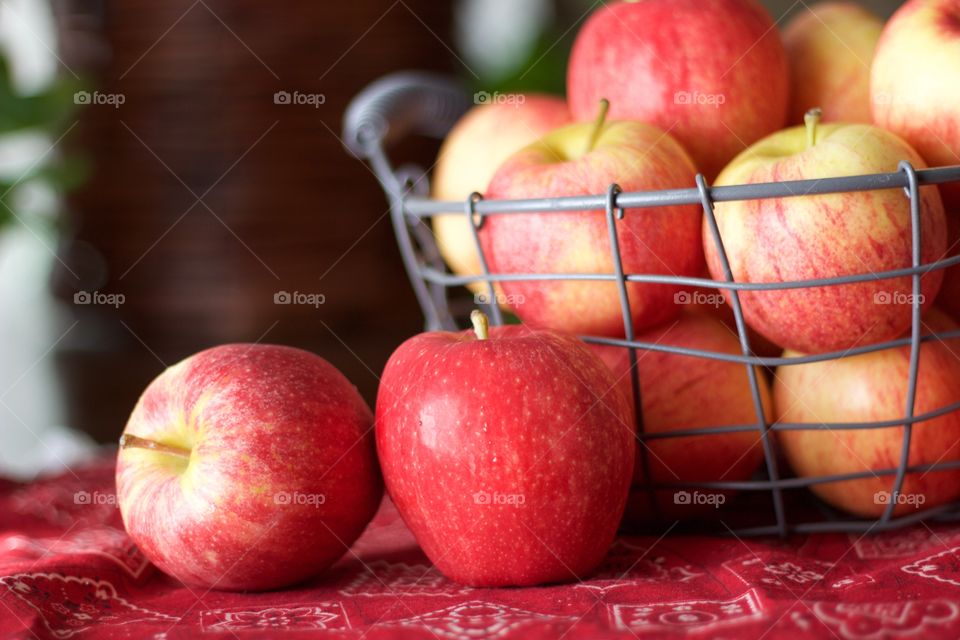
[376,311,634,587]
[116,344,382,591]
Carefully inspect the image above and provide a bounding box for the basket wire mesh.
[344,71,960,537]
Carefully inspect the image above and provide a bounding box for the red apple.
[376,311,634,586]
[591,312,772,523]
[480,102,703,337]
[871,0,960,332]
[116,344,382,591]
[783,1,883,124]
[704,110,946,354]
[775,309,960,518]
[432,94,570,298]
[567,0,789,179]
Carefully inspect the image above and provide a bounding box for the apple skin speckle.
[376,323,634,587]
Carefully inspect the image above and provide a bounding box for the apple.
[480,101,704,337]
[376,311,634,586]
[871,0,960,334]
[775,309,960,518]
[431,94,570,299]
[782,1,883,124]
[871,0,960,211]
[116,344,382,591]
[566,0,789,179]
[591,312,772,523]
[704,109,947,355]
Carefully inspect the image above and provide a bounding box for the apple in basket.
[116,344,382,590]
[775,309,960,518]
[871,0,960,329]
[376,311,634,587]
[782,1,884,124]
[591,312,772,524]
[703,109,946,355]
[431,94,570,301]
[480,100,704,337]
[566,0,789,180]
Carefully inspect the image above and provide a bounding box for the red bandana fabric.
[2,457,960,639]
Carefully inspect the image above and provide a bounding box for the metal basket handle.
[342,71,469,160]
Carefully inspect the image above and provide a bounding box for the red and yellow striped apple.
[567,0,789,179]
[775,310,960,518]
[871,0,960,329]
[116,344,382,590]
[704,111,946,354]
[480,103,704,337]
[431,94,570,298]
[376,312,634,586]
[592,312,772,523]
[783,1,883,124]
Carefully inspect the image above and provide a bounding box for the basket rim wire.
[344,72,960,537]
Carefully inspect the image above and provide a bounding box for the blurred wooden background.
[50,1,455,441]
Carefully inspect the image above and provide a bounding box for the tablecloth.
[2,456,960,639]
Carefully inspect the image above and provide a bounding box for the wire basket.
[343,71,960,537]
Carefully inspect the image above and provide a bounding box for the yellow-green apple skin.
[775,310,960,518]
[431,95,570,297]
[704,121,946,354]
[480,119,704,337]
[567,0,789,180]
[783,1,883,124]
[591,312,772,523]
[870,0,960,324]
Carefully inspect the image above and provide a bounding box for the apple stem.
[119,433,192,459]
[584,98,610,154]
[805,107,822,149]
[470,309,489,341]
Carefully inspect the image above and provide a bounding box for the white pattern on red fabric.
[724,554,874,595]
[0,573,178,638]
[200,603,350,632]
[902,547,960,587]
[810,600,959,639]
[610,589,765,633]
[386,601,575,639]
